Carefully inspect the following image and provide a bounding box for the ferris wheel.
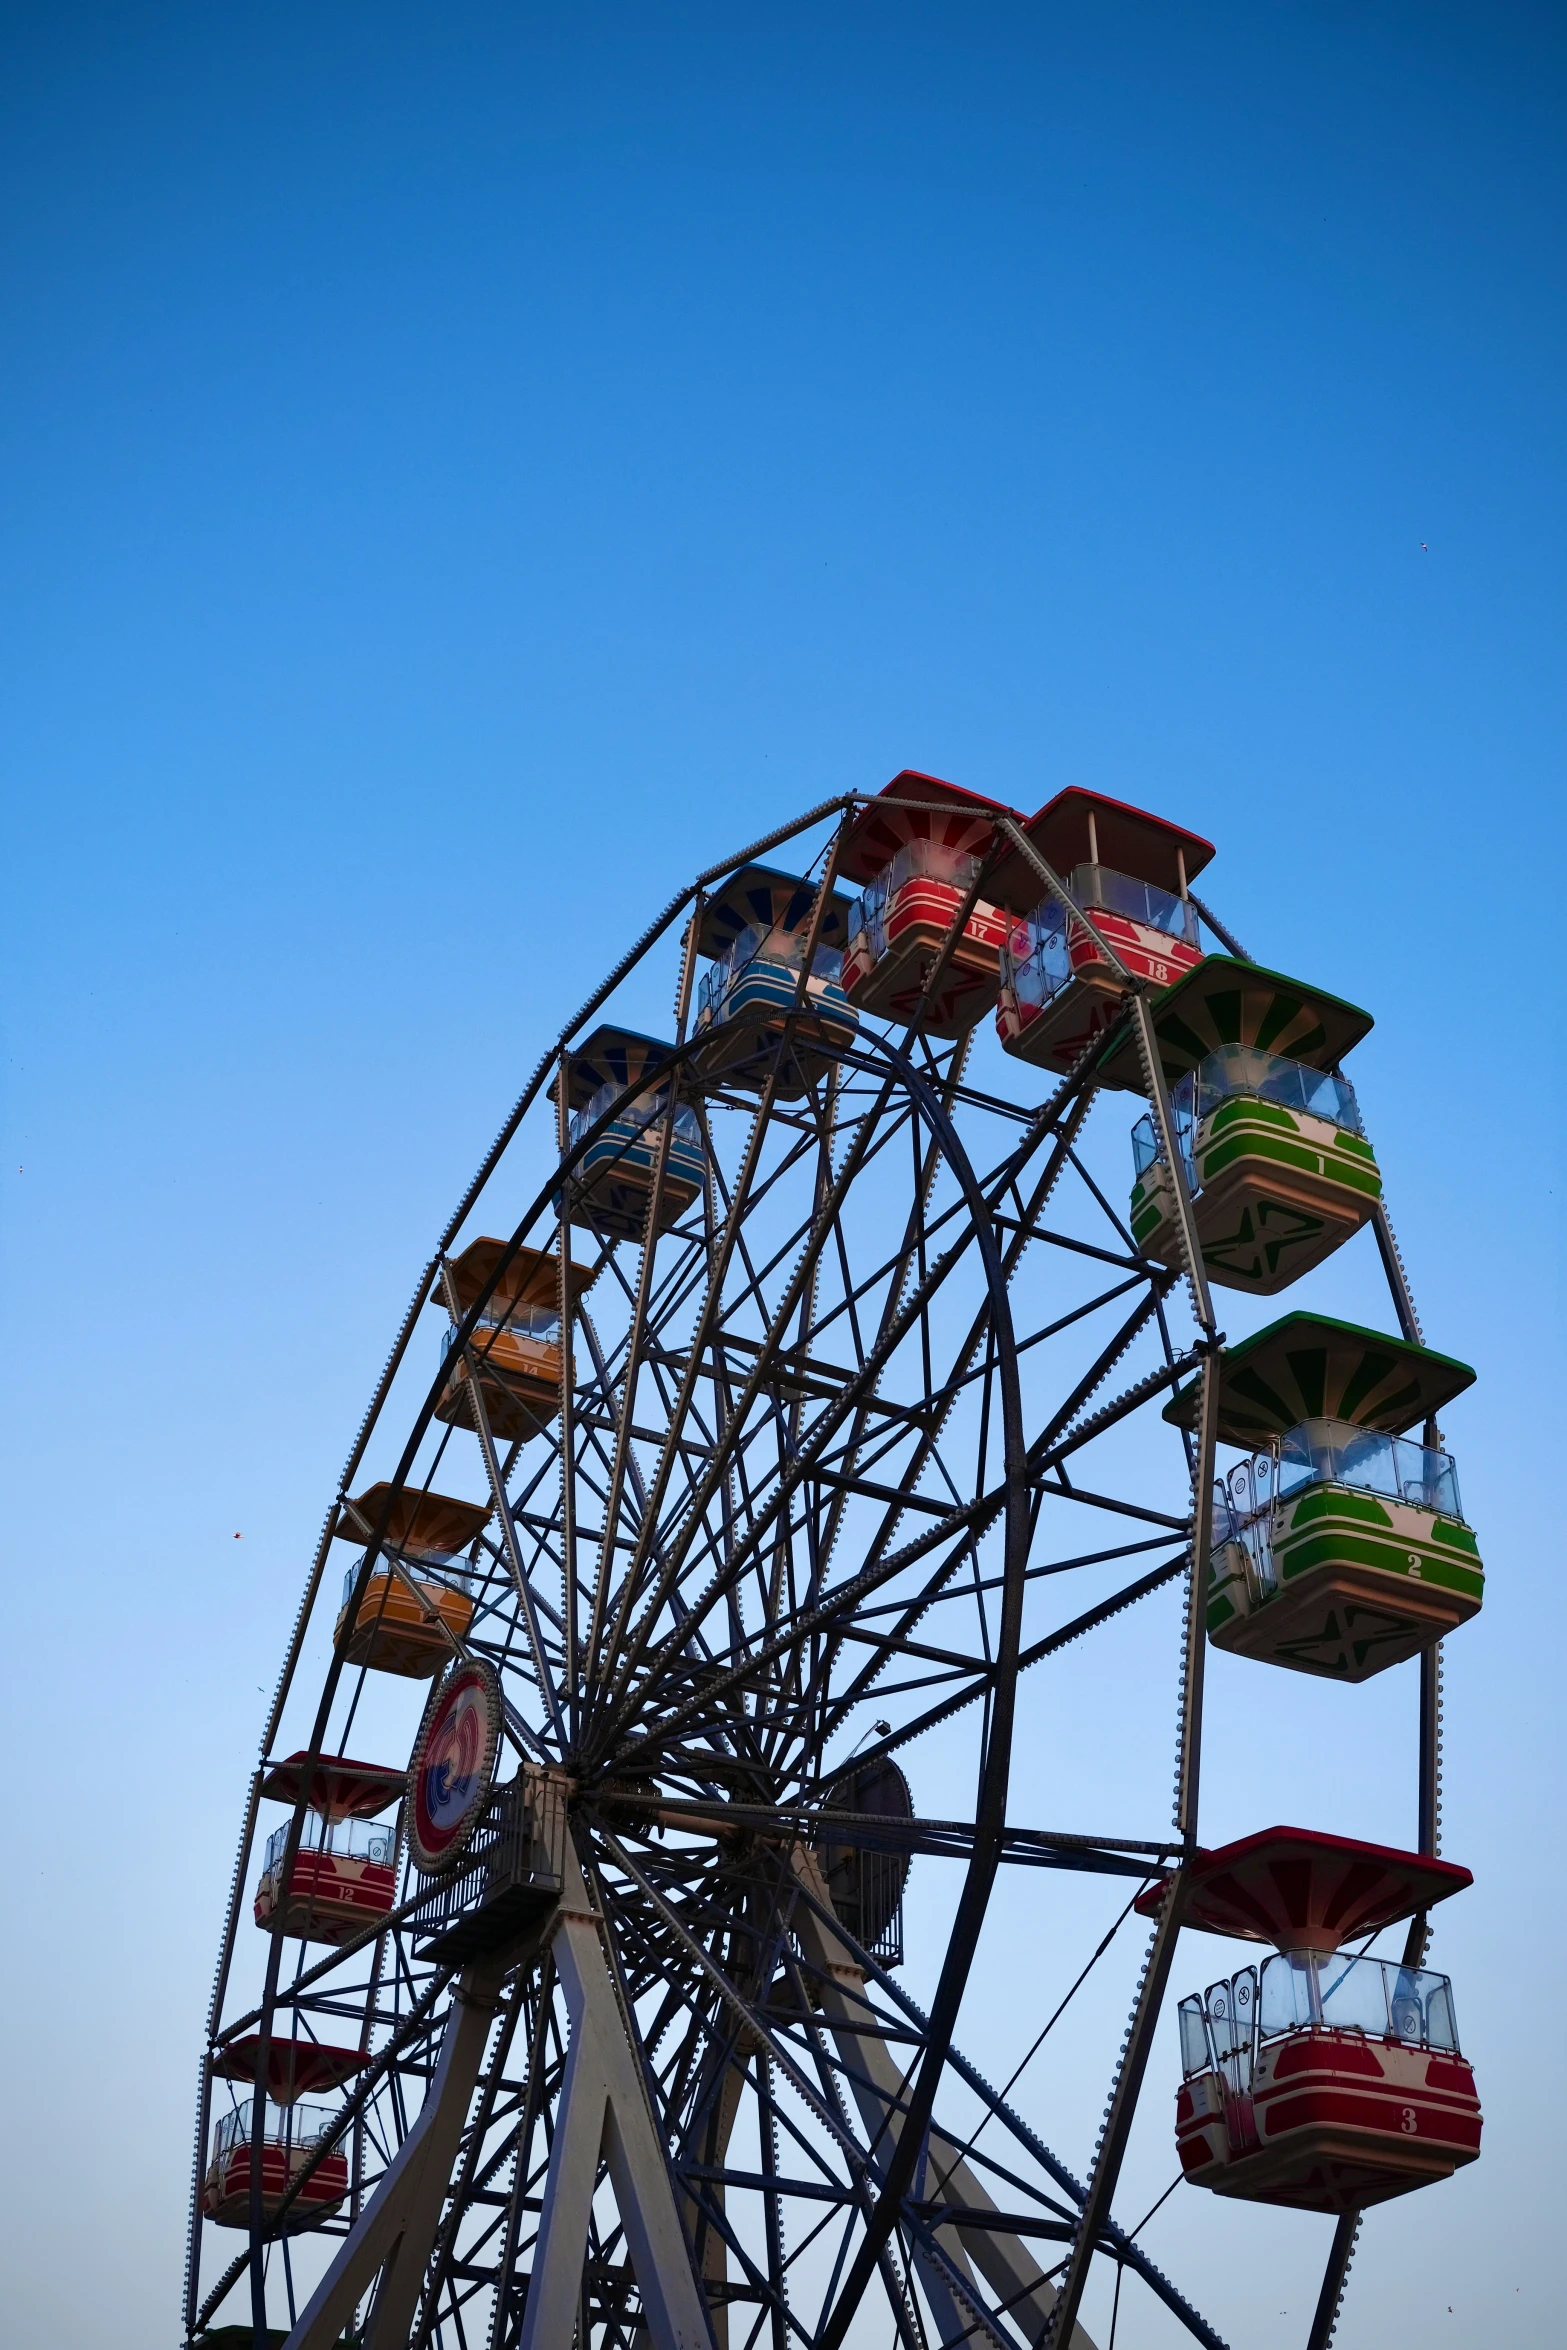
[186,773,1485,2350]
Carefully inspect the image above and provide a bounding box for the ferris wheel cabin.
[433,1237,596,1444]
[555,1024,707,1242]
[201,2099,350,2231]
[332,1481,487,1678]
[837,771,1023,1036]
[1164,1314,1484,1680]
[1144,1829,1481,2212]
[203,2039,366,2231]
[692,864,858,1094]
[988,789,1212,1075]
[1095,956,1383,1294]
[252,1753,403,1946]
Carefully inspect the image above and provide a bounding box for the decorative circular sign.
[407,1658,502,1874]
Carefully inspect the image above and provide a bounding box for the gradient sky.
[2,6,1563,2345]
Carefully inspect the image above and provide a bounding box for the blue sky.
[1,6,1563,2345]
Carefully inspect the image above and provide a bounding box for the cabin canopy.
[1135,1826,1472,1951]
[836,771,1022,888]
[696,864,857,961]
[333,1482,490,1558]
[555,1026,683,1114]
[985,787,1215,910]
[1165,1313,1477,1446]
[1094,955,1374,1090]
[259,1753,405,1820]
[444,1237,597,1317]
[212,2036,368,2103]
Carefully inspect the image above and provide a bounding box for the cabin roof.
[554,1025,681,1113]
[1093,953,1375,1088]
[1135,1826,1472,1950]
[260,1753,405,1819]
[332,1482,490,1558]
[986,786,1215,907]
[212,2036,369,2104]
[696,864,858,960]
[835,770,1023,887]
[444,1237,597,1315]
[1163,1313,1476,1444]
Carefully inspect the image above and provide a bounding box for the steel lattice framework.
[186,791,1438,2350]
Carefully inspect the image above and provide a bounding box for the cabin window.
[441,1302,561,1363]
[1277,1419,1463,1520]
[1132,1049,1366,1187]
[212,2102,334,2162]
[1178,1994,1213,2077]
[1002,899,1074,1009]
[1184,1046,1364,1136]
[1071,863,1200,944]
[1002,861,1201,1013]
[341,1560,472,1609]
[1256,1951,1461,2054]
[1180,1952,1462,2081]
[261,1816,396,1876]
[697,922,845,1025]
[1213,1424,1463,1538]
[851,839,987,960]
[568,1079,700,1150]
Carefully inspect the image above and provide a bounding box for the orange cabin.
[253,1753,403,1947]
[333,1481,488,1678]
[1147,1829,1482,2213]
[433,1238,596,1445]
[838,772,1026,1037]
[987,789,1212,1078]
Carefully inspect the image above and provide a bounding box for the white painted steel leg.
[791,1851,1097,2350]
[283,1960,509,2350]
[520,1839,713,2350]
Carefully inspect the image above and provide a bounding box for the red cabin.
[838,772,1025,1036]
[988,789,1212,1077]
[202,2100,348,2231]
[1144,1828,1482,2212]
[253,1754,403,1947]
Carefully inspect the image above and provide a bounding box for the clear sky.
[2,5,1563,2345]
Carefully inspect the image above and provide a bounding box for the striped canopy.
[1095,954,1374,1087]
[259,1753,405,1820]
[558,1025,680,1113]
[212,2036,369,2104]
[1164,1312,1476,1444]
[446,1237,597,1314]
[1136,1827,1472,1951]
[696,864,857,960]
[836,770,1022,888]
[333,1482,490,1556]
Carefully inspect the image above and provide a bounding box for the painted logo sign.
[407,1658,501,1874]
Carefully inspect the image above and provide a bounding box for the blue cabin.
[693,864,858,1095]
[556,1025,708,1242]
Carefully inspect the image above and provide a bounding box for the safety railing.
[210,2100,336,2164]
[407,1770,568,1958]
